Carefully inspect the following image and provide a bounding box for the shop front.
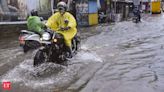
[76,0,98,26]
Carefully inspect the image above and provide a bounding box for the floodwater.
[0,14,164,92]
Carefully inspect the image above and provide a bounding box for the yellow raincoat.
[46,12,77,47]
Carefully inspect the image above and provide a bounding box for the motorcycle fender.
[40,41,51,44]
[38,46,45,50]
[21,30,35,34]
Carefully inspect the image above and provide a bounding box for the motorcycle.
[19,17,45,53]
[98,12,107,23]
[33,29,80,67]
[133,13,140,23]
[19,30,41,53]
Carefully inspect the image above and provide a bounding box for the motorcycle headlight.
[42,32,51,41]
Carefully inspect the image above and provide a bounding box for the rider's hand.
[64,26,71,30]
[40,17,44,21]
[60,27,65,31]
[60,27,71,31]
[64,19,69,24]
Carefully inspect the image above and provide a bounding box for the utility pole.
[115,0,117,14]
[114,0,117,22]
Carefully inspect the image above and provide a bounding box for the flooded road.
[1,14,164,92]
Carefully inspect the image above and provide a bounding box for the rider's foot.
[66,52,73,58]
[66,46,73,58]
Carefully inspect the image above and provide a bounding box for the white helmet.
[57,1,67,11]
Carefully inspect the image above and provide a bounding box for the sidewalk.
[0,21,27,25]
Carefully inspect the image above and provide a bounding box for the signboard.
[89,0,97,13]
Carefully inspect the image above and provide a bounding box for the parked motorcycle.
[33,29,80,66]
[98,12,107,23]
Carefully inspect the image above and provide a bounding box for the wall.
[0,0,52,22]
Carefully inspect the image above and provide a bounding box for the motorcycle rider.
[27,9,45,36]
[133,5,141,22]
[133,0,141,22]
[46,1,77,58]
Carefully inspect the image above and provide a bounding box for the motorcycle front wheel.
[34,50,47,67]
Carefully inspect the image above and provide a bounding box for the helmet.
[57,2,67,12]
[30,9,38,16]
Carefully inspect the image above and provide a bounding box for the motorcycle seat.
[21,30,36,34]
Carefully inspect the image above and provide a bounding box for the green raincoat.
[27,16,45,35]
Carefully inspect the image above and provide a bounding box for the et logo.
[2,81,11,90]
